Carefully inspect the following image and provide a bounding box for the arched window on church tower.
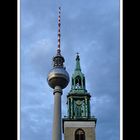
[75,76,81,89]
[83,77,85,88]
[75,129,85,140]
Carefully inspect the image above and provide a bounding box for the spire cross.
[75,52,81,70]
[76,52,80,61]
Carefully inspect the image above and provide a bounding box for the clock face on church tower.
[74,99,85,118]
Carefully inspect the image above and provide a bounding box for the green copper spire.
[70,53,87,93]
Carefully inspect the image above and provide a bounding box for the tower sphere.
[47,67,69,89]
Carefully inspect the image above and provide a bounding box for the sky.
[20,0,120,140]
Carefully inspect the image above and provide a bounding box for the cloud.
[21,0,120,140]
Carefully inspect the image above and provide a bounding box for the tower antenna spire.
[57,6,61,55]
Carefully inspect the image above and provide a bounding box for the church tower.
[63,53,97,140]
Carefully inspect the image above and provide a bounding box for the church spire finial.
[57,6,61,55]
[75,52,81,71]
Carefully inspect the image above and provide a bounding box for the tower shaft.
[52,86,62,140]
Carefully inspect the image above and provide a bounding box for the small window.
[83,77,85,88]
[75,129,85,140]
[75,76,81,89]
[72,78,74,85]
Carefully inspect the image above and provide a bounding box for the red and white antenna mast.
[57,7,61,55]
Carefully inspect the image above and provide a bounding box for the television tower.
[47,7,69,140]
